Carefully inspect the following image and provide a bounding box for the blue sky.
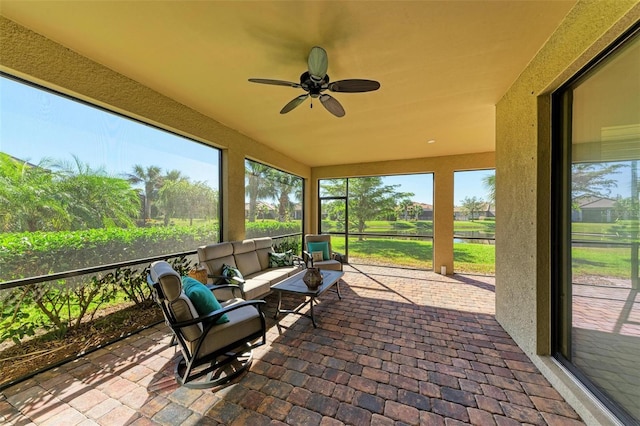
[1,77,219,187]
[1,76,494,205]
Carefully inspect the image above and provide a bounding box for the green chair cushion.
[307,241,329,260]
[181,276,229,324]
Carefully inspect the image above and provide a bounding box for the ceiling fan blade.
[307,46,328,82]
[280,94,309,114]
[249,78,301,88]
[328,79,381,93]
[319,94,345,118]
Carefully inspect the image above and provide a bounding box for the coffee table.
[271,269,344,328]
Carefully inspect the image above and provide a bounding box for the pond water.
[454,230,495,244]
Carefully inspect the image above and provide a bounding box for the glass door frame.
[318,180,349,263]
[550,24,640,426]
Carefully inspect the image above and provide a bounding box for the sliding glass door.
[552,26,640,424]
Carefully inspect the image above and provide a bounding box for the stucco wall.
[495,1,639,424]
[0,16,310,241]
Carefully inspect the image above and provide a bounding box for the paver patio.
[1,264,585,425]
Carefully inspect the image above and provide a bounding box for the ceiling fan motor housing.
[300,72,329,98]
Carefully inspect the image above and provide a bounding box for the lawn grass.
[343,237,434,269]
[453,243,496,274]
[322,219,496,236]
[329,231,635,277]
[572,220,639,242]
[330,236,496,274]
[572,245,632,278]
[325,219,496,273]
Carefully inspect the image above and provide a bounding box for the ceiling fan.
[248,46,380,118]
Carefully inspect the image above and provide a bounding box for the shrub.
[0,225,218,281]
[0,254,193,345]
[245,221,300,238]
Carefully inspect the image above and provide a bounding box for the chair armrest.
[208,274,246,285]
[206,283,242,299]
[331,252,345,263]
[292,254,305,268]
[302,251,314,268]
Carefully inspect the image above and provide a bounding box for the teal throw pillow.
[268,250,294,267]
[222,263,244,283]
[307,241,329,260]
[181,276,229,324]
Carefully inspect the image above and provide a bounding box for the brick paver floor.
[1,264,584,425]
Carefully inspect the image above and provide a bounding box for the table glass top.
[272,269,344,294]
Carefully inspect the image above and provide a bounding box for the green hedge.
[245,221,301,238]
[0,221,304,281]
[0,225,218,281]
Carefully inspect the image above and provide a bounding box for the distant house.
[5,154,44,172]
[292,203,302,220]
[572,196,616,223]
[245,201,276,220]
[454,203,495,221]
[413,202,433,221]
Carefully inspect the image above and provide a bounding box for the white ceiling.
[0,1,576,167]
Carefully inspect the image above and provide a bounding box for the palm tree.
[53,155,140,229]
[398,199,413,220]
[127,165,163,221]
[0,154,69,232]
[461,196,484,221]
[267,170,301,222]
[164,169,185,183]
[158,170,186,225]
[409,203,423,221]
[245,161,271,222]
[483,173,496,209]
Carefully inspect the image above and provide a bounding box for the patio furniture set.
[147,235,344,388]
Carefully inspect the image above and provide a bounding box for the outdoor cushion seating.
[148,260,266,388]
[304,234,344,271]
[197,237,302,300]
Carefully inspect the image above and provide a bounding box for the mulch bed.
[0,303,164,389]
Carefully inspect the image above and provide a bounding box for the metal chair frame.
[147,271,266,388]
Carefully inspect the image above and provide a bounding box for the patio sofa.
[197,237,301,300]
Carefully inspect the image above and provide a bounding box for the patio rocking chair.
[148,261,266,388]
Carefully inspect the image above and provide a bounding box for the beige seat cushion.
[310,259,342,271]
[245,266,299,284]
[254,237,275,270]
[169,294,203,343]
[240,279,271,300]
[232,240,262,276]
[197,243,237,281]
[190,299,263,359]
